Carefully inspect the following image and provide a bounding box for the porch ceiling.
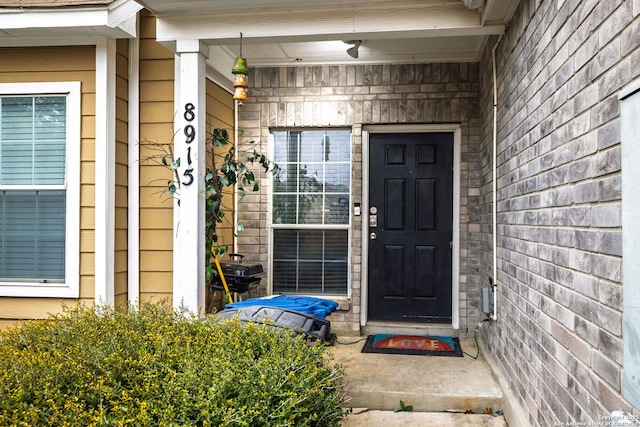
[140,0,520,86]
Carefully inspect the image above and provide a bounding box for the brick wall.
[479,0,640,424]
[236,63,484,334]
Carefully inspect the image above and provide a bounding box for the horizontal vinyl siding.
[115,39,129,305]
[205,79,235,252]
[138,11,175,303]
[0,46,96,323]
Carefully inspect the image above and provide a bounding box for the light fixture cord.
[239,32,243,57]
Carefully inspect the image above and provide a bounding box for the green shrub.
[0,303,346,426]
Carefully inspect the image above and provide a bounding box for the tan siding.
[205,80,235,252]
[140,230,173,250]
[0,299,89,321]
[140,101,175,123]
[0,46,96,322]
[140,208,173,228]
[138,11,175,302]
[79,276,95,299]
[80,230,94,253]
[140,60,174,81]
[115,39,129,303]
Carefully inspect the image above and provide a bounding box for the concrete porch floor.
[329,337,508,427]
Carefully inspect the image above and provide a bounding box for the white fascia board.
[154,4,498,44]
[107,0,144,31]
[0,0,142,38]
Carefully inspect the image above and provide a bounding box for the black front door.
[368,132,453,322]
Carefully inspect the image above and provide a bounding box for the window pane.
[324,130,351,162]
[325,163,350,189]
[273,229,348,295]
[273,131,299,163]
[1,96,66,185]
[273,163,299,193]
[299,193,323,224]
[272,194,298,224]
[0,190,65,280]
[325,194,350,224]
[299,131,325,163]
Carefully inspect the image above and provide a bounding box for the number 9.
[184,125,195,144]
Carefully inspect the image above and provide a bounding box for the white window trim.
[267,129,352,298]
[0,81,81,298]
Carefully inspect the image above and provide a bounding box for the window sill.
[0,282,79,298]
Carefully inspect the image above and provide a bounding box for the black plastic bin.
[216,305,332,343]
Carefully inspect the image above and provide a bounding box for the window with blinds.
[272,130,350,295]
[0,95,67,282]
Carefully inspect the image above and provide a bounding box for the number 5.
[182,168,194,186]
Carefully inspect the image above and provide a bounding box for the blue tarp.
[225,295,338,319]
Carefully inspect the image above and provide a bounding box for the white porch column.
[95,37,117,305]
[173,40,208,313]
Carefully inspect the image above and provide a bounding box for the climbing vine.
[143,127,278,285]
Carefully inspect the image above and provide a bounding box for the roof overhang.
[138,0,519,87]
[0,0,143,46]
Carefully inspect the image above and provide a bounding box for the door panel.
[368,132,453,322]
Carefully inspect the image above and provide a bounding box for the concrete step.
[362,321,457,337]
[329,337,503,414]
[340,409,508,427]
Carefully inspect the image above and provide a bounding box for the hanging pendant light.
[233,33,249,102]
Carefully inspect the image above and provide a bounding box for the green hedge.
[0,303,346,426]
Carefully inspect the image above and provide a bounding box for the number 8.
[184,103,195,121]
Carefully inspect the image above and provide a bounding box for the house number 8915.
[182,103,195,186]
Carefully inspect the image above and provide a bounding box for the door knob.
[370,232,377,240]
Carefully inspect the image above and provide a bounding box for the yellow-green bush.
[0,303,346,426]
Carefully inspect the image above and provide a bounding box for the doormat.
[361,334,463,357]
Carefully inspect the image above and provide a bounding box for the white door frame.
[361,124,461,329]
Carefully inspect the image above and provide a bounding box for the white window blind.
[0,96,67,282]
[272,130,350,295]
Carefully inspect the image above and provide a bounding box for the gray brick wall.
[236,63,484,334]
[478,0,640,424]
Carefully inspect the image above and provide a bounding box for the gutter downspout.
[491,33,504,321]
[234,100,239,255]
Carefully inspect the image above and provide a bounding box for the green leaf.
[162,157,168,166]
[168,184,177,194]
[397,400,413,412]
